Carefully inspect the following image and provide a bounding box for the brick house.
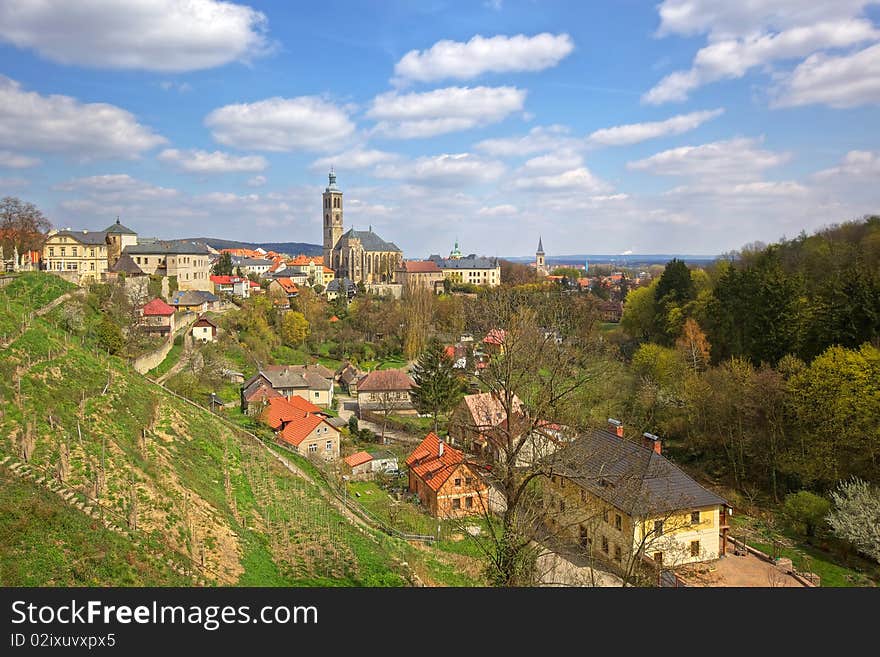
[405,432,489,518]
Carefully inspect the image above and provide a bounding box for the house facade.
[428,252,501,288]
[542,423,730,574]
[124,240,212,291]
[240,365,334,411]
[356,369,415,415]
[192,316,217,343]
[406,433,489,518]
[397,260,445,293]
[260,397,340,460]
[42,229,109,282]
[138,297,176,336]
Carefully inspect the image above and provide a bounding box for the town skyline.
[1,1,879,256]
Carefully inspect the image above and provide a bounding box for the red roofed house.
[260,397,340,460]
[397,260,445,293]
[138,297,176,336]
[406,433,488,517]
[268,277,299,307]
[240,378,283,415]
[356,369,416,415]
[344,451,374,478]
[210,274,250,298]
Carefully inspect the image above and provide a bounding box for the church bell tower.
[536,236,546,274]
[323,169,344,271]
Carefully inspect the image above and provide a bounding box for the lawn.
[147,342,182,378]
[731,514,878,587]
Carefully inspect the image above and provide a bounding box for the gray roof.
[171,290,219,306]
[53,230,107,245]
[240,258,273,266]
[335,228,401,253]
[326,277,356,293]
[552,429,727,517]
[257,365,333,390]
[104,218,137,235]
[125,240,212,255]
[108,253,145,275]
[428,254,500,270]
[270,268,307,279]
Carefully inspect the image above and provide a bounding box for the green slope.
[0,273,412,586]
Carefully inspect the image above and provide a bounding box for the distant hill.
[502,254,719,267]
[181,237,322,256]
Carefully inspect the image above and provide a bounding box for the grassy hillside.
[0,273,480,586]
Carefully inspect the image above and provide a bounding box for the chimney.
[608,418,624,438]
[438,438,444,458]
[642,432,662,455]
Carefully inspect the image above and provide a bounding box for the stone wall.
[131,312,197,374]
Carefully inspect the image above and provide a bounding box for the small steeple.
[537,236,544,254]
[116,216,121,225]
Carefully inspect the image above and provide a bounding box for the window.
[559,499,565,512]
[653,552,663,565]
[465,496,473,509]
[615,514,622,531]
[602,509,609,523]
[314,392,320,398]
[308,443,317,453]
[452,498,461,510]
[48,247,54,257]
[60,247,66,256]
[325,440,333,451]
[71,247,77,256]
[90,262,95,271]
[560,477,565,488]
[614,545,622,562]
[654,520,664,536]
[580,490,586,502]
[90,248,95,257]
[691,511,700,524]
[690,540,700,557]
[601,536,609,554]
[579,526,591,549]
[454,478,461,487]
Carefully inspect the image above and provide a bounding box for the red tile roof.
[290,254,323,266]
[210,275,246,285]
[329,315,339,322]
[285,394,323,415]
[249,280,261,288]
[275,277,299,294]
[344,451,373,468]
[405,432,467,492]
[279,412,333,448]
[357,369,414,392]
[141,297,175,316]
[483,328,506,345]
[403,260,441,273]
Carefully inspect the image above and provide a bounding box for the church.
[322,170,403,284]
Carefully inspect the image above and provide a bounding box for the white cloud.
[158,148,267,173]
[587,109,724,146]
[368,86,526,138]
[644,19,879,104]
[627,137,789,180]
[0,76,166,159]
[310,148,399,172]
[475,125,577,156]
[512,166,612,193]
[814,150,880,178]
[520,151,584,174]
[206,96,355,152]
[54,174,178,201]
[655,0,873,40]
[772,43,880,108]
[0,0,271,72]
[0,150,40,169]
[393,33,574,84]
[247,175,267,187]
[374,153,506,186]
[0,176,29,189]
[477,204,518,216]
[664,180,809,196]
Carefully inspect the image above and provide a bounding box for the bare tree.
[0,196,51,256]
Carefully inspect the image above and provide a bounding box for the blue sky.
[1,0,879,257]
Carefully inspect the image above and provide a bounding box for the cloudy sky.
[1,0,879,257]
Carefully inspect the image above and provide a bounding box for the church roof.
[109,253,145,275]
[336,228,401,253]
[537,236,544,253]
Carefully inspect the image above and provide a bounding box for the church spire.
[537,236,544,254]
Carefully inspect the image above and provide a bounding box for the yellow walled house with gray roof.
[42,218,137,284]
[543,421,730,579]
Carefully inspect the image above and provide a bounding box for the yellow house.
[42,230,109,282]
[428,254,501,287]
[543,424,729,577]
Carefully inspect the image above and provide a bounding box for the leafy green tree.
[410,337,464,432]
[782,491,831,538]
[551,267,581,279]
[280,311,310,346]
[212,252,233,276]
[620,280,659,341]
[826,477,880,563]
[655,258,696,304]
[96,316,124,355]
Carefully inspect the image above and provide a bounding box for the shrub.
[173,334,184,346]
[782,490,831,538]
